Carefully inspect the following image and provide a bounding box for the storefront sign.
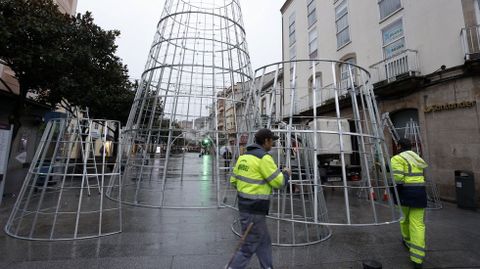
[424,100,477,113]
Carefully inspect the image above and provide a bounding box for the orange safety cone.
[383,189,389,201]
[368,189,377,201]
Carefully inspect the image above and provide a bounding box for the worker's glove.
[283,167,292,177]
[282,168,291,189]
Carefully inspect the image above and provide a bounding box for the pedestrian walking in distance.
[391,138,428,269]
[227,129,291,269]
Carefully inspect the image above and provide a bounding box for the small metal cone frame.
[397,119,442,210]
[223,59,403,246]
[5,116,122,241]
[111,0,254,209]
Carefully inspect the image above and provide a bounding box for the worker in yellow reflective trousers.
[391,139,428,269]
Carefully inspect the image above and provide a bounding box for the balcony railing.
[293,95,310,114]
[292,86,350,114]
[461,25,480,61]
[370,49,420,84]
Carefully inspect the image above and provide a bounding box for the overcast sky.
[77,0,284,81]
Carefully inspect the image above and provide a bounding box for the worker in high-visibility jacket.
[227,129,290,269]
[391,138,428,269]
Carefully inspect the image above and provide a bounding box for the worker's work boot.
[412,262,423,269]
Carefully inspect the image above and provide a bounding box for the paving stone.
[0,176,479,269]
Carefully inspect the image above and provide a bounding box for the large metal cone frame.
[5,117,122,241]
[224,59,403,246]
[113,0,254,208]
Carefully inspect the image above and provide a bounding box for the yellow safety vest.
[391,150,428,186]
[230,152,285,200]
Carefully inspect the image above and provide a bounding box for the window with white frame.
[335,0,350,49]
[290,46,296,87]
[382,19,405,58]
[340,58,356,89]
[308,28,318,59]
[378,0,402,20]
[476,0,480,24]
[290,46,296,61]
[261,98,267,115]
[289,13,296,46]
[307,0,317,28]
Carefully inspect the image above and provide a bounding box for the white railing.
[293,95,310,114]
[461,25,480,61]
[370,49,420,84]
[309,90,323,109]
[293,87,351,114]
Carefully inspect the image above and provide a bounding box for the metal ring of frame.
[230,217,333,247]
[224,59,403,231]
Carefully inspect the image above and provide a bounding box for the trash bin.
[455,170,476,210]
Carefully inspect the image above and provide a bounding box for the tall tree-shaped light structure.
[114,0,253,208]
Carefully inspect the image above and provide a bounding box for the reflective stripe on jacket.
[230,144,286,214]
[391,150,428,208]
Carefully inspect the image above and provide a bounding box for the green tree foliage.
[0,0,134,137]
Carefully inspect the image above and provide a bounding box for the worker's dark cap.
[398,138,412,149]
[255,129,279,143]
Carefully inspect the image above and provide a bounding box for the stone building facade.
[279,0,480,205]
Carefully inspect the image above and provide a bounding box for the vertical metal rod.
[133,0,182,205]
[311,61,319,223]
[6,120,52,233]
[331,62,351,225]
[293,129,309,241]
[179,10,202,183]
[347,64,378,223]
[212,11,222,208]
[160,3,192,207]
[267,65,280,128]
[287,62,296,244]
[15,120,57,235]
[361,71,400,218]
[74,119,94,238]
[98,120,108,236]
[276,127,281,245]
[50,119,78,239]
[88,123,101,194]
[78,117,92,197]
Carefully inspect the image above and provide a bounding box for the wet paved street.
[0,154,479,268]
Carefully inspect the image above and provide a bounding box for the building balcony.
[370,49,420,85]
[461,25,480,61]
[291,87,351,116]
[259,115,271,127]
[293,95,310,115]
